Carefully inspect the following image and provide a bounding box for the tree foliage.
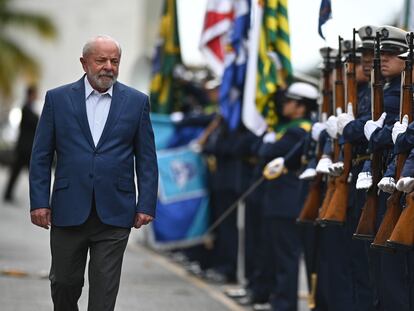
[0,0,56,98]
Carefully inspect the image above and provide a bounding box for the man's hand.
[311,122,326,141]
[134,213,154,229]
[337,103,355,135]
[356,172,373,190]
[396,177,414,193]
[377,177,396,193]
[30,208,51,230]
[325,115,339,139]
[328,161,344,177]
[316,157,332,174]
[364,112,387,141]
[392,114,409,144]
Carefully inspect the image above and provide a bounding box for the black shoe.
[224,287,248,299]
[236,293,268,306]
[252,302,271,311]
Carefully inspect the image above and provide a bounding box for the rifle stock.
[322,32,358,225]
[297,47,333,224]
[354,32,384,241]
[297,174,323,223]
[386,191,414,250]
[320,36,347,225]
[385,33,414,251]
[371,32,413,250]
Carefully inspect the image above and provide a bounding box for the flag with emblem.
[218,0,250,130]
[242,0,293,135]
[150,0,182,114]
[149,116,210,250]
[199,0,234,77]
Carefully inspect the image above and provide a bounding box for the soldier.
[261,81,318,311]
[334,27,377,311]
[357,25,409,311]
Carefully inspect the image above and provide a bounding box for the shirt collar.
[84,76,113,99]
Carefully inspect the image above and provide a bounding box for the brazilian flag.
[150,0,182,114]
[256,0,293,129]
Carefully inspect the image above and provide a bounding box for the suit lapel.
[96,82,126,150]
[69,77,95,150]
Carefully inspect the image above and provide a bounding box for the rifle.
[371,33,412,251]
[297,47,334,224]
[385,32,414,251]
[318,36,345,223]
[353,32,384,241]
[322,31,358,225]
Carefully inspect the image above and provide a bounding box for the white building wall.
[8,0,163,110]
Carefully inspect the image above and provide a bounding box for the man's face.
[80,39,120,92]
[356,63,369,83]
[380,51,405,78]
[282,99,305,119]
[361,49,374,78]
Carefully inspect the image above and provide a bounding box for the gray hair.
[82,35,122,57]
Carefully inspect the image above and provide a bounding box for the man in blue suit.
[29,35,158,311]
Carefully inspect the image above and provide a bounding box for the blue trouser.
[263,217,301,311]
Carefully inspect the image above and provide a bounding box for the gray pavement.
[0,166,309,311]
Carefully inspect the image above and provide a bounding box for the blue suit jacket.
[29,77,158,228]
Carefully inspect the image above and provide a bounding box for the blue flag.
[219,0,250,131]
[149,116,211,250]
[318,0,332,39]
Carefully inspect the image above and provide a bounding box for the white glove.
[263,131,277,143]
[170,111,184,123]
[263,157,285,180]
[328,161,344,177]
[189,140,202,153]
[299,168,317,180]
[311,122,327,141]
[377,177,396,193]
[316,157,332,174]
[356,172,373,189]
[326,115,338,139]
[396,177,414,193]
[337,103,355,135]
[392,114,409,144]
[364,112,387,141]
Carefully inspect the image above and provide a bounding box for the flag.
[148,116,211,250]
[243,0,293,135]
[318,0,332,39]
[218,0,250,131]
[150,0,182,114]
[151,146,210,249]
[400,0,414,31]
[199,0,235,77]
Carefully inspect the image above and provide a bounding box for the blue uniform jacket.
[368,76,401,152]
[342,82,371,147]
[258,122,310,218]
[29,77,158,228]
[401,148,414,177]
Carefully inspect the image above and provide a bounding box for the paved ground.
[0,166,309,311]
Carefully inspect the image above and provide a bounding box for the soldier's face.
[361,50,374,78]
[282,100,305,119]
[356,63,369,83]
[380,52,405,78]
[80,39,120,92]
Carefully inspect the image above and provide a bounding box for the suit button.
[89,173,94,178]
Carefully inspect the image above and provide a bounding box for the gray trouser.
[49,206,130,311]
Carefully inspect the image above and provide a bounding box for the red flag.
[199,0,234,77]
